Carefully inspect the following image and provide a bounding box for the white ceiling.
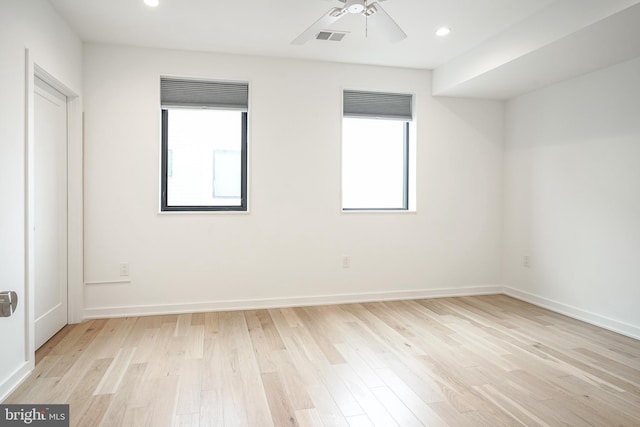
[49,0,640,99]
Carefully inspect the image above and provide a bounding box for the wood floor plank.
[337,322,391,370]
[334,343,385,389]
[375,368,448,426]
[5,295,640,426]
[200,388,223,427]
[245,310,280,374]
[73,394,112,427]
[294,408,324,427]
[185,324,205,360]
[332,363,398,427]
[191,312,206,326]
[4,377,60,405]
[176,359,203,415]
[294,307,347,365]
[427,401,473,427]
[51,349,111,403]
[148,375,180,427]
[261,372,297,426]
[94,346,137,395]
[314,361,363,418]
[35,323,74,363]
[129,326,161,365]
[379,352,444,405]
[175,314,192,337]
[369,386,424,427]
[472,383,551,426]
[90,317,137,359]
[119,405,152,427]
[271,349,315,410]
[200,336,223,393]
[573,346,640,383]
[345,414,375,427]
[44,321,104,379]
[231,313,274,427]
[50,319,106,357]
[306,384,350,427]
[174,413,200,427]
[99,362,147,427]
[548,374,640,423]
[68,357,113,416]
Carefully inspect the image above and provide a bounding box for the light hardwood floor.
[5,295,640,426]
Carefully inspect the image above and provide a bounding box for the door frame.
[25,49,83,362]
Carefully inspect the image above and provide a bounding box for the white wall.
[83,44,504,317]
[0,0,82,401]
[504,57,640,338]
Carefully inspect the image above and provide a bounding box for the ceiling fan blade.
[292,7,347,45]
[366,2,406,43]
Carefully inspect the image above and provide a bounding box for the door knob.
[0,291,18,317]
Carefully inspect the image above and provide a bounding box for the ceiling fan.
[292,0,407,45]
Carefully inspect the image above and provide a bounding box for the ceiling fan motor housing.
[343,0,366,14]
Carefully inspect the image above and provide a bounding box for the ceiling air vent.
[315,31,348,41]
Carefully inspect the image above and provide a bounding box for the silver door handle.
[0,291,18,317]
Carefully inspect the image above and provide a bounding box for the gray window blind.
[343,90,412,120]
[161,77,248,110]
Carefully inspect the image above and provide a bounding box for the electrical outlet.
[342,256,351,269]
[523,256,530,268]
[119,262,130,277]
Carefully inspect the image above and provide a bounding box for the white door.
[34,76,68,349]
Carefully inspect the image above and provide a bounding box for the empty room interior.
[1,0,640,425]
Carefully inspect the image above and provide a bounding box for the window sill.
[158,210,250,215]
[341,209,416,214]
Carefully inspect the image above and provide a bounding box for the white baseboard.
[83,285,503,319]
[503,287,640,340]
[0,361,32,403]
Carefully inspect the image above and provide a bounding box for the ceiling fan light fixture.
[435,27,451,37]
[345,0,366,14]
[144,0,159,7]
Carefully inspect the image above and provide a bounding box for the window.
[160,78,248,211]
[342,90,413,210]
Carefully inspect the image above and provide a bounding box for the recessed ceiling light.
[144,0,159,7]
[435,27,451,37]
